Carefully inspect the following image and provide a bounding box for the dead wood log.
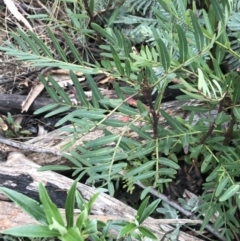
[0,152,203,241]
[0,89,118,114]
[0,94,53,113]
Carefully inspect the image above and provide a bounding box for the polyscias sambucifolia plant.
[1,0,240,240]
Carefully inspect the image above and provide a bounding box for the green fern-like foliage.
[114,0,186,44]
[2,0,240,240]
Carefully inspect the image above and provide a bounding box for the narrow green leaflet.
[212,79,223,97]
[131,171,156,182]
[233,107,240,120]
[122,33,132,57]
[38,165,72,172]
[210,0,225,24]
[113,82,125,100]
[158,157,180,169]
[45,106,71,118]
[198,68,211,97]
[110,45,124,75]
[86,74,106,108]
[219,184,240,202]
[76,209,88,230]
[206,167,219,182]
[117,223,136,239]
[69,70,90,107]
[130,124,152,140]
[28,31,53,58]
[156,38,170,71]
[108,181,115,197]
[107,8,120,27]
[176,24,188,63]
[0,187,47,224]
[100,98,138,116]
[180,89,206,100]
[48,75,72,105]
[46,27,67,62]
[130,53,149,62]
[140,186,152,200]
[137,196,150,220]
[140,48,146,58]
[91,23,117,46]
[202,10,213,36]
[151,47,158,62]
[39,76,59,102]
[71,109,105,120]
[101,59,113,70]
[128,144,155,160]
[160,109,185,132]
[124,161,155,178]
[0,225,59,237]
[88,163,126,175]
[138,199,161,224]
[102,119,126,127]
[232,76,240,105]
[34,103,59,115]
[145,45,152,61]
[158,168,177,176]
[125,59,132,77]
[10,32,28,52]
[54,112,73,127]
[62,30,83,64]
[138,227,157,240]
[215,176,229,197]
[39,183,65,226]
[180,78,198,92]
[89,0,94,13]
[152,28,170,71]
[71,155,96,166]
[137,101,149,118]
[84,134,119,148]
[181,105,208,112]
[200,206,216,231]
[118,104,138,116]
[214,112,231,125]
[181,134,190,154]
[201,154,212,173]
[120,137,140,147]
[88,193,100,213]
[154,0,171,14]
[81,147,114,158]
[190,144,204,159]
[65,180,78,228]
[62,227,84,241]
[190,11,204,51]
[113,29,123,47]
[162,137,172,155]
[17,29,40,55]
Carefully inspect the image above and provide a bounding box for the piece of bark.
[0,152,203,241]
[0,89,118,113]
[0,94,53,112]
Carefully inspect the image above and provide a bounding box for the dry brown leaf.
[21,82,44,112]
[99,76,115,84]
[49,69,84,76]
[4,0,33,31]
